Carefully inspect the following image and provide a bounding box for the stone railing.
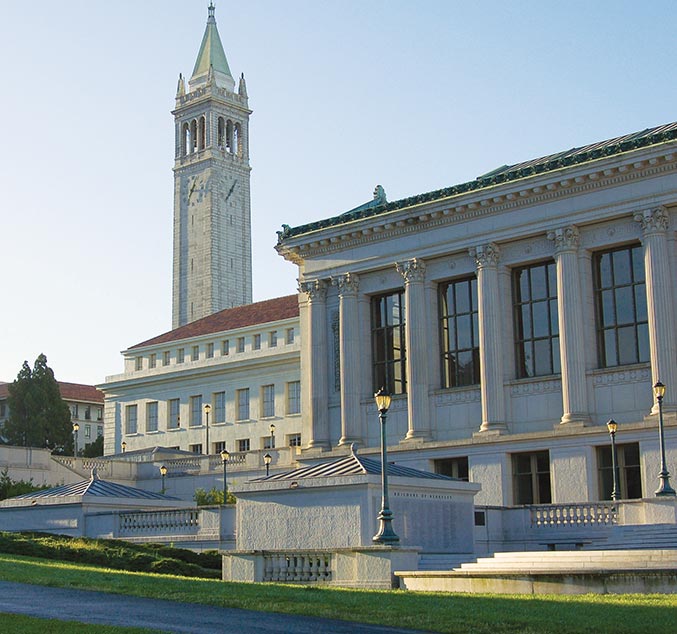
[263,552,332,583]
[163,458,203,472]
[530,502,618,528]
[118,509,200,535]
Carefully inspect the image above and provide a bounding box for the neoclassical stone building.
[277,123,677,506]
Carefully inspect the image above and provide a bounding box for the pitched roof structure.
[278,121,677,241]
[0,381,103,403]
[10,469,176,501]
[190,2,233,89]
[129,294,299,350]
[253,447,457,482]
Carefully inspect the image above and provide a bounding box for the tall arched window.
[225,120,233,153]
[190,120,198,153]
[198,116,206,151]
[217,117,225,148]
[234,123,241,157]
[181,122,190,156]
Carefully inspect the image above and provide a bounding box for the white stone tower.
[172,3,253,328]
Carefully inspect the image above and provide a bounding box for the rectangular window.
[512,450,551,505]
[168,398,180,429]
[0,403,6,418]
[222,340,230,355]
[287,381,301,415]
[371,291,407,394]
[594,244,648,367]
[286,328,295,344]
[439,277,480,388]
[238,438,250,452]
[190,395,202,427]
[146,401,158,432]
[237,337,245,353]
[288,433,302,447]
[206,342,214,358]
[72,404,79,418]
[135,356,143,371]
[84,424,91,439]
[269,331,278,347]
[214,441,226,453]
[236,388,250,421]
[163,351,170,366]
[434,457,469,481]
[263,435,276,449]
[597,442,642,500]
[189,443,203,454]
[149,353,157,369]
[96,407,103,421]
[97,426,103,438]
[261,384,275,418]
[253,334,261,350]
[84,406,91,420]
[192,345,199,361]
[213,391,226,423]
[125,404,138,435]
[177,348,185,363]
[513,261,560,378]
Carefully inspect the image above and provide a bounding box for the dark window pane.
[531,266,547,300]
[634,285,647,321]
[456,282,470,314]
[631,246,645,282]
[457,315,472,349]
[520,305,532,339]
[617,326,637,365]
[602,290,616,327]
[604,329,618,366]
[613,249,632,285]
[550,299,559,335]
[547,262,557,294]
[532,301,549,338]
[538,473,552,504]
[599,253,612,288]
[552,338,561,374]
[637,323,650,363]
[517,269,529,302]
[615,287,634,324]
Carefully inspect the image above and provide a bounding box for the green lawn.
[0,553,676,633]
[0,612,164,634]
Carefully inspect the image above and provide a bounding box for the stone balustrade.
[119,509,200,535]
[263,552,332,582]
[530,502,618,528]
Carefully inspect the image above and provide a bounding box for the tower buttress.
[172,3,253,328]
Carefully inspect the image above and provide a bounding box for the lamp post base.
[372,510,400,544]
[656,472,676,497]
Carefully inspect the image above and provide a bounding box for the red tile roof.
[0,381,103,404]
[129,295,300,350]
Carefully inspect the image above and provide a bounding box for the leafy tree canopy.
[4,354,72,452]
[82,435,104,458]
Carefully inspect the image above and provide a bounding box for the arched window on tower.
[233,123,241,157]
[217,117,225,149]
[225,120,233,153]
[181,122,190,156]
[199,116,206,151]
[190,120,198,154]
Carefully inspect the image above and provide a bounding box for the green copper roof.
[278,121,677,242]
[191,3,233,83]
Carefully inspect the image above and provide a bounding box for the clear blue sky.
[1,1,677,386]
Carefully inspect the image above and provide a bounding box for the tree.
[4,354,72,452]
[82,435,104,457]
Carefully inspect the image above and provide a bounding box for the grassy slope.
[0,613,164,634]
[0,554,676,634]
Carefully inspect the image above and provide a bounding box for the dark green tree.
[82,435,104,457]
[4,354,72,452]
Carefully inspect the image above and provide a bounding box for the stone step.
[418,554,476,570]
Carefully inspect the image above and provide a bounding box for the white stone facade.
[277,124,677,508]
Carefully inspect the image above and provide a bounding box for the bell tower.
[172,3,253,328]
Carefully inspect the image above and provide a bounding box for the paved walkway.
[0,581,424,634]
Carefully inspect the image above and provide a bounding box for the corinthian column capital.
[634,206,669,236]
[469,242,500,269]
[396,258,426,283]
[298,279,327,302]
[333,272,360,295]
[547,225,580,253]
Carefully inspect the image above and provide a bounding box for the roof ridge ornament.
[208,2,215,22]
[90,466,99,481]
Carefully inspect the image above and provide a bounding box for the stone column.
[547,226,590,425]
[299,279,330,448]
[470,243,507,432]
[635,206,677,412]
[396,258,431,440]
[334,273,363,445]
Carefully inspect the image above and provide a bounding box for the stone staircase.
[417,553,477,570]
[398,542,677,594]
[586,523,677,550]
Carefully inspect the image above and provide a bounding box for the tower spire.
[189,3,234,91]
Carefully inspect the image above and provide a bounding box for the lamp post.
[372,388,399,544]
[220,449,229,502]
[72,422,79,457]
[160,464,167,494]
[204,403,211,455]
[269,423,276,448]
[264,452,272,477]
[607,419,619,502]
[653,382,676,496]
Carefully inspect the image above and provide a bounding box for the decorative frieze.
[434,387,481,405]
[592,367,651,386]
[509,378,562,396]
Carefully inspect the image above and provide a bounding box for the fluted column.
[299,279,330,448]
[470,243,507,432]
[547,226,590,425]
[334,273,363,445]
[635,206,677,412]
[396,258,431,440]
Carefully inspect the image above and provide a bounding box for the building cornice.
[277,139,677,266]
